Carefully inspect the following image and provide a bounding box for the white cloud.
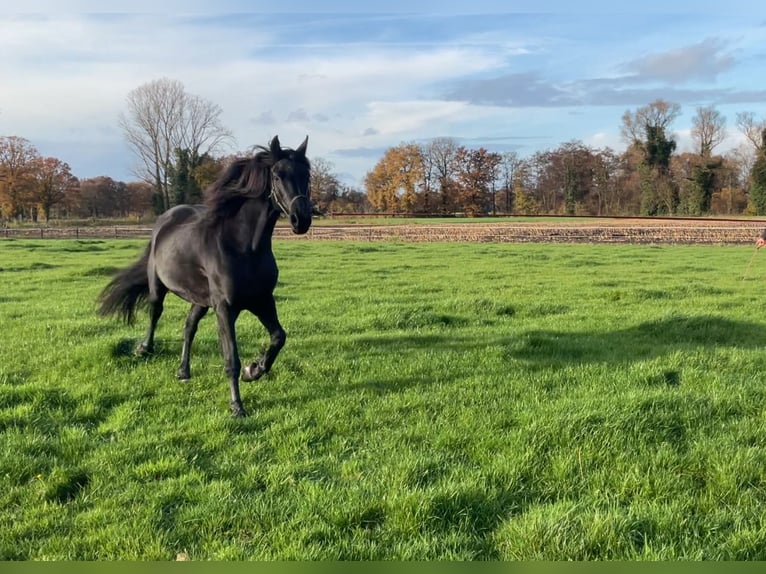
[0,14,512,181]
[363,100,472,135]
[2,9,764,186]
[583,130,623,151]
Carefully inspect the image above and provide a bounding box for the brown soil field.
[3,218,766,245]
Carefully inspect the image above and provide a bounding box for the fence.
[1,226,153,239]
[1,222,764,245]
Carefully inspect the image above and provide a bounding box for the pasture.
[2,237,766,559]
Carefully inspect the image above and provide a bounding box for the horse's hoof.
[230,402,248,418]
[242,363,264,382]
[177,370,191,382]
[134,344,153,357]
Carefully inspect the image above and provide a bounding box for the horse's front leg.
[213,303,247,417]
[242,295,286,382]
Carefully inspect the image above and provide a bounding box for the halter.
[269,173,311,215]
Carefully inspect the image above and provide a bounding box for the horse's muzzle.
[289,198,312,234]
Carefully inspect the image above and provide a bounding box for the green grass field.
[2,237,766,560]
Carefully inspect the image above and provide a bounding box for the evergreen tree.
[750,152,766,215]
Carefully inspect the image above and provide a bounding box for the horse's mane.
[202,149,272,220]
[202,141,310,221]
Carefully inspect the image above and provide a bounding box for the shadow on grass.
[508,314,766,365]
[110,338,180,360]
[242,314,766,411]
[81,265,121,277]
[0,262,59,272]
[343,314,766,364]
[103,314,763,418]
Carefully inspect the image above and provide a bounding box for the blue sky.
[2,0,766,186]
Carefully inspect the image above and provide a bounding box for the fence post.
[76,227,79,240]
[40,228,44,239]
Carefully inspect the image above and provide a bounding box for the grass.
[2,237,766,559]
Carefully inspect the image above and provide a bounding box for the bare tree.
[726,143,757,189]
[310,157,342,214]
[119,77,233,212]
[424,137,460,214]
[621,99,682,145]
[736,111,766,151]
[498,151,521,213]
[591,147,621,216]
[182,94,234,160]
[691,105,726,157]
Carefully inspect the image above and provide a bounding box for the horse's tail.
[97,243,151,325]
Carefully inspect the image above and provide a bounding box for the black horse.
[98,135,312,417]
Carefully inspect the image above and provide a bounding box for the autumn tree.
[0,136,39,221]
[364,143,424,213]
[29,157,79,221]
[191,154,227,193]
[453,147,500,216]
[119,77,233,213]
[79,177,125,218]
[125,181,155,217]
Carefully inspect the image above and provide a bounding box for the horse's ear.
[295,135,308,158]
[270,135,281,157]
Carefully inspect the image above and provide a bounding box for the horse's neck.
[231,197,279,254]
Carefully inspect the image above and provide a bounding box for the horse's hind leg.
[177,304,209,381]
[135,284,167,356]
[242,295,286,382]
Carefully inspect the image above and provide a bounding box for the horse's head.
[269,135,312,235]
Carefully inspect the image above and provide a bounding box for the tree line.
[0,135,149,222]
[0,132,368,223]
[3,78,766,222]
[0,134,206,222]
[364,99,766,217]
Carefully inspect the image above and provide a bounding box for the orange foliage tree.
[364,143,424,213]
[29,157,79,221]
[0,136,39,220]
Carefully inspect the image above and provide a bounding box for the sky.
[2,0,766,187]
